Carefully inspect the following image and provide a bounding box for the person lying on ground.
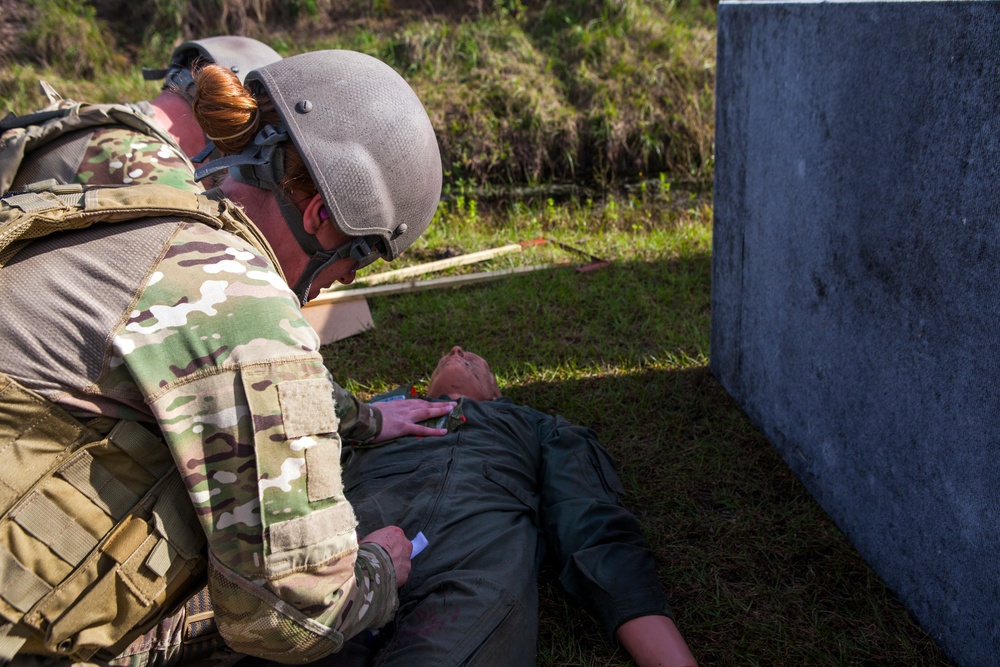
[324,346,699,667]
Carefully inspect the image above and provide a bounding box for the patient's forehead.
[431,350,490,380]
[428,348,499,399]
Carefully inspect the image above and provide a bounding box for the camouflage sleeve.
[332,383,382,444]
[112,222,397,661]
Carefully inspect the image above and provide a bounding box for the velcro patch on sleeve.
[306,442,344,502]
[268,503,357,553]
[277,378,338,439]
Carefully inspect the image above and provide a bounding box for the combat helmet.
[143,36,282,102]
[195,50,443,305]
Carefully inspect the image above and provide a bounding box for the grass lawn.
[320,189,953,666]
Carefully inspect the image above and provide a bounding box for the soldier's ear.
[302,194,326,235]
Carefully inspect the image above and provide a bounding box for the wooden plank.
[308,264,560,304]
[300,297,375,344]
[325,243,526,289]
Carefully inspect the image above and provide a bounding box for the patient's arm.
[535,414,697,666]
[616,615,698,667]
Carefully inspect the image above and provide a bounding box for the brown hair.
[190,63,316,199]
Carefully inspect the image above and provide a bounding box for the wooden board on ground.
[301,237,609,345]
[301,296,374,344]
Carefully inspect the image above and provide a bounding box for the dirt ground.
[0,0,35,67]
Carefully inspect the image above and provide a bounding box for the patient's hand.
[616,615,698,667]
[373,399,456,443]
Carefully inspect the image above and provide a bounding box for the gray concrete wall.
[710,2,1000,665]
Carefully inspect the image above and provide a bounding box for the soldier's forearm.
[331,382,382,443]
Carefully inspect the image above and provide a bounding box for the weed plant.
[20,0,128,78]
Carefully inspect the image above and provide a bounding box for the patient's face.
[427,346,501,401]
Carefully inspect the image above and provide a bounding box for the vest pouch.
[0,391,207,663]
[34,472,205,662]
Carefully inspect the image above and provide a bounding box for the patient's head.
[427,346,501,401]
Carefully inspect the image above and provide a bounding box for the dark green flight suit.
[338,396,673,666]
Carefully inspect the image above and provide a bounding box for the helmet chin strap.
[195,123,361,305]
[290,236,382,306]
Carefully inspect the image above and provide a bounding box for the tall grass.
[22,0,128,78]
[357,1,717,187]
[1,0,716,189]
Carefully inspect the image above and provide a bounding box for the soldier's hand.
[373,399,456,443]
[360,526,412,587]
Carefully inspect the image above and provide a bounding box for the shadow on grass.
[321,251,951,666]
[521,367,952,667]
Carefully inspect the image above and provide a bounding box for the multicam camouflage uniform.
[74,126,200,190]
[3,97,391,666]
[8,102,201,194]
[0,201,397,665]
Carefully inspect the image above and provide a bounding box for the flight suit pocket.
[344,457,442,536]
[482,463,539,519]
[378,578,533,667]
